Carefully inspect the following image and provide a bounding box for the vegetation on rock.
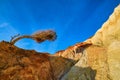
[10,30,57,44]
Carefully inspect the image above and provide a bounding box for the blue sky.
[0,0,120,54]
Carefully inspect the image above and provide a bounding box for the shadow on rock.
[49,56,77,80]
[61,66,96,80]
[0,41,96,80]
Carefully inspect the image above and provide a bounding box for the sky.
[0,0,120,54]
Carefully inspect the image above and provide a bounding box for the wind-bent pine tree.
[10,30,57,45]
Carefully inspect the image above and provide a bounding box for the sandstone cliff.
[0,4,120,80]
[61,4,120,80]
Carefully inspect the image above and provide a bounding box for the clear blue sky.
[0,0,120,54]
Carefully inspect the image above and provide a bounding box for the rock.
[0,41,55,80]
[0,41,76,80]
[86,5,120,47]
[61,4,120,80]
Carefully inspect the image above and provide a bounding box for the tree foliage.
[10,30,57,45]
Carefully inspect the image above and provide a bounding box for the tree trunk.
[10,35,33,45]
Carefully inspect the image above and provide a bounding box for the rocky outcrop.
[0,41,55,80]
[52,42,92,80]
[0,4,120,80]
[0,41,76,80]
[61,4,120,80]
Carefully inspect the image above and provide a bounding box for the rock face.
[0,41,55,80]
[0,41,76,80]
[0,5,120,80]
[61,5,120,80]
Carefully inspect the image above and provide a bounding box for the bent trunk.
[10,35,33,45]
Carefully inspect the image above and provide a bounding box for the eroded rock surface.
[62,5,120,80]
[0,41,76,80]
